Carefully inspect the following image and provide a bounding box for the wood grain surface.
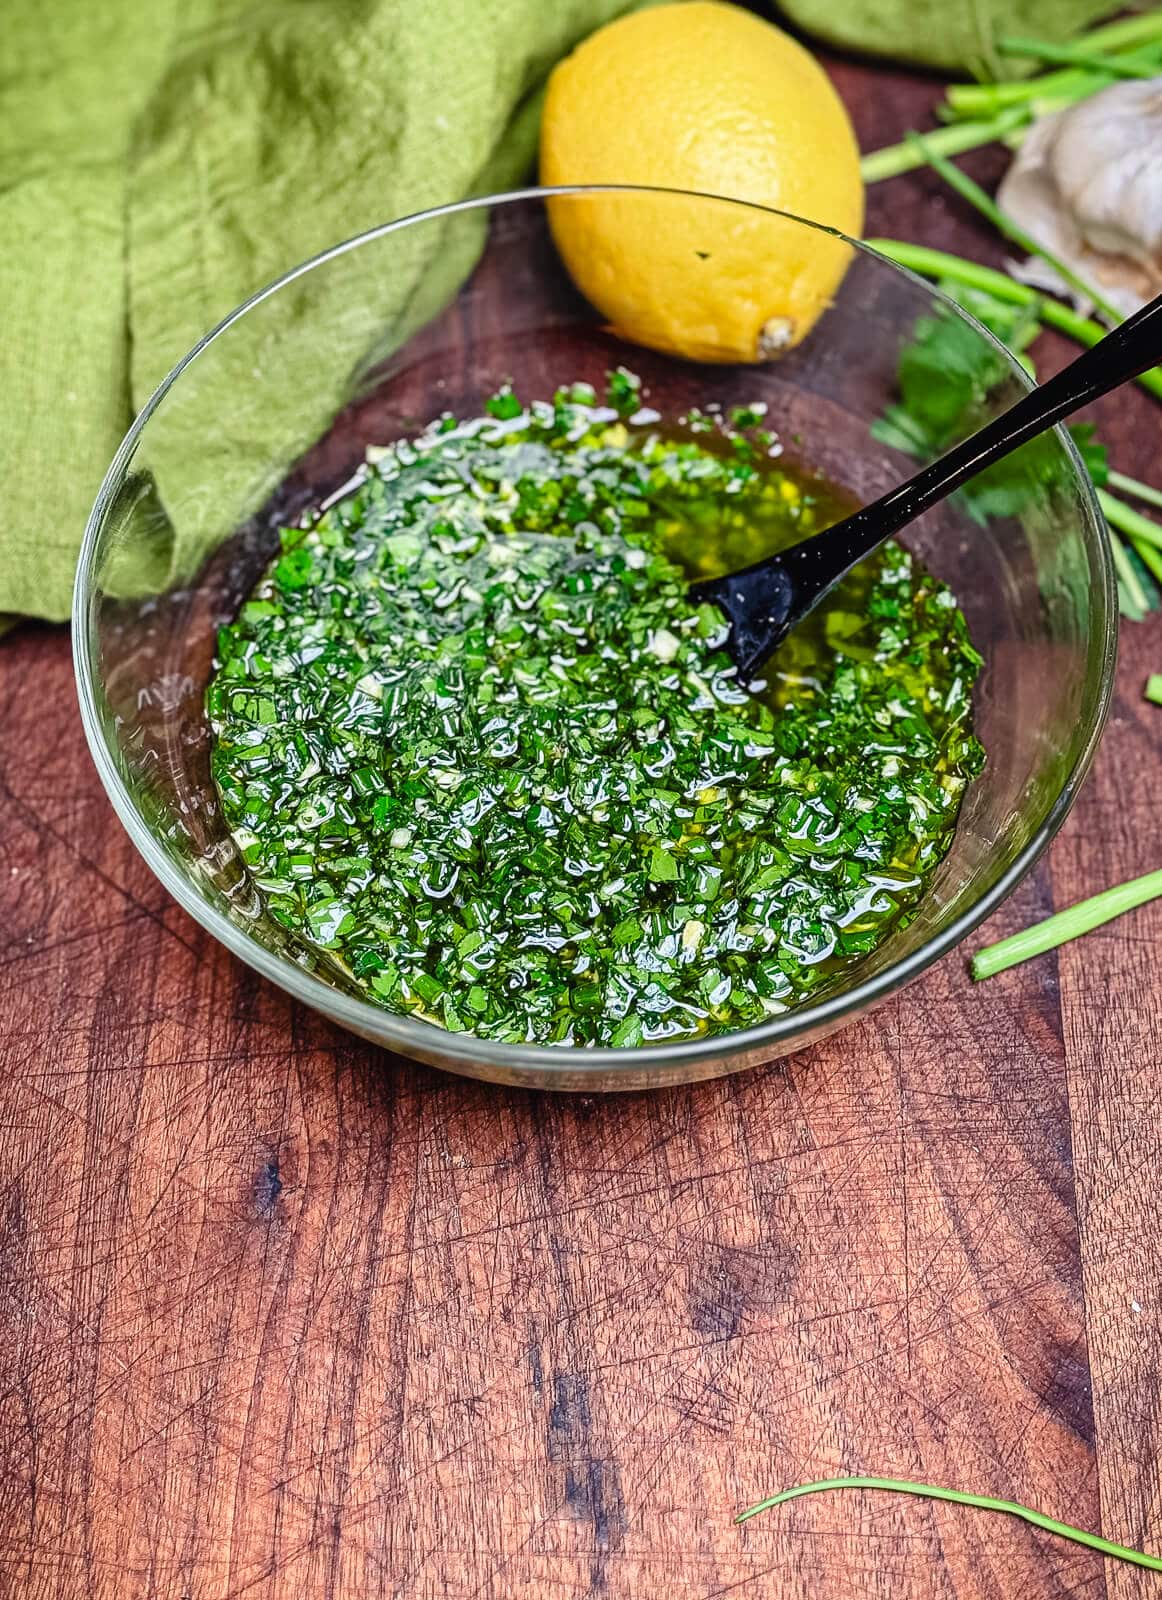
[3,52,1161,1600]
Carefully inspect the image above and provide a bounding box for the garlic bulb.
[997,78,1162,318]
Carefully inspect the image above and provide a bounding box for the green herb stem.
[1146,674,1162,707]
[971,870,1162,980]
[945,12,1162,116]
[866,240,1032,302]
[736,1477,1162,1571]
[861,109,1027,184]
[1101,493,1162,611]
[997,34,1162,78]
[946,67,1099,118]
[1109,471,1162,511]
[1131,535,1162,589]
[865,241,1162,405]
[1100,489,1162,552]
[904,133,1125,327]
[1110,533,1149,621]
[1071,10,1162,53]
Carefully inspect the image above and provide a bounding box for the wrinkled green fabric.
[1,0,639,626]
[774,0,1119,79]
[5,0,1128,627]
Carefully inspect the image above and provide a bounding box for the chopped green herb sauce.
[208,381,984,1047]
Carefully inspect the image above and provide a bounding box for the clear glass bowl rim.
[72,184,1118,1078]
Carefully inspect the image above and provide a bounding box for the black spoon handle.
[791,287,1162,581]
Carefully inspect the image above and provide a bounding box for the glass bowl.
[73,187,1115,1091]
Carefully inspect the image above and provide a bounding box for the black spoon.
[693,288,1162,681]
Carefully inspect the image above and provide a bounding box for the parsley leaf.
[873,290,1109,527]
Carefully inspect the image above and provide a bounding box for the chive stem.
[1071,10,1162,52]
[861,109,1027,184]
[946,67,1100,117]
[904,132,1125,327]
[736,1477,1162,1570]
[945,12,1162,115]
[1130,536,1162,589]
[997,34,1162,78]
[1110,533,1149,621]
[1109,471,1162,511]
[865,240,1033,301]
[1099,490,1162,551]
[971,870,1162,980]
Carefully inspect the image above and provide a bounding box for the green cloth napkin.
[4,0,1126,628]
[0,0,639,627]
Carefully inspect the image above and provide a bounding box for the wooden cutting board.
[2,55,1160,1600]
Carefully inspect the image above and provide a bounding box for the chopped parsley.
[208,382,984,1047]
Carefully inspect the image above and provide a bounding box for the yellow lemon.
[540,1,864,362]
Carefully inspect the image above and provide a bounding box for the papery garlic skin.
[998,78,1162,318]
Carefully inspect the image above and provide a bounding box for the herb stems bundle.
[864,84,1162,978]
[996,34,1162,79]
[883,168,1161,620]
[948,12,1162,117]
[866,219,1162,974]
[859,12,1162,180]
